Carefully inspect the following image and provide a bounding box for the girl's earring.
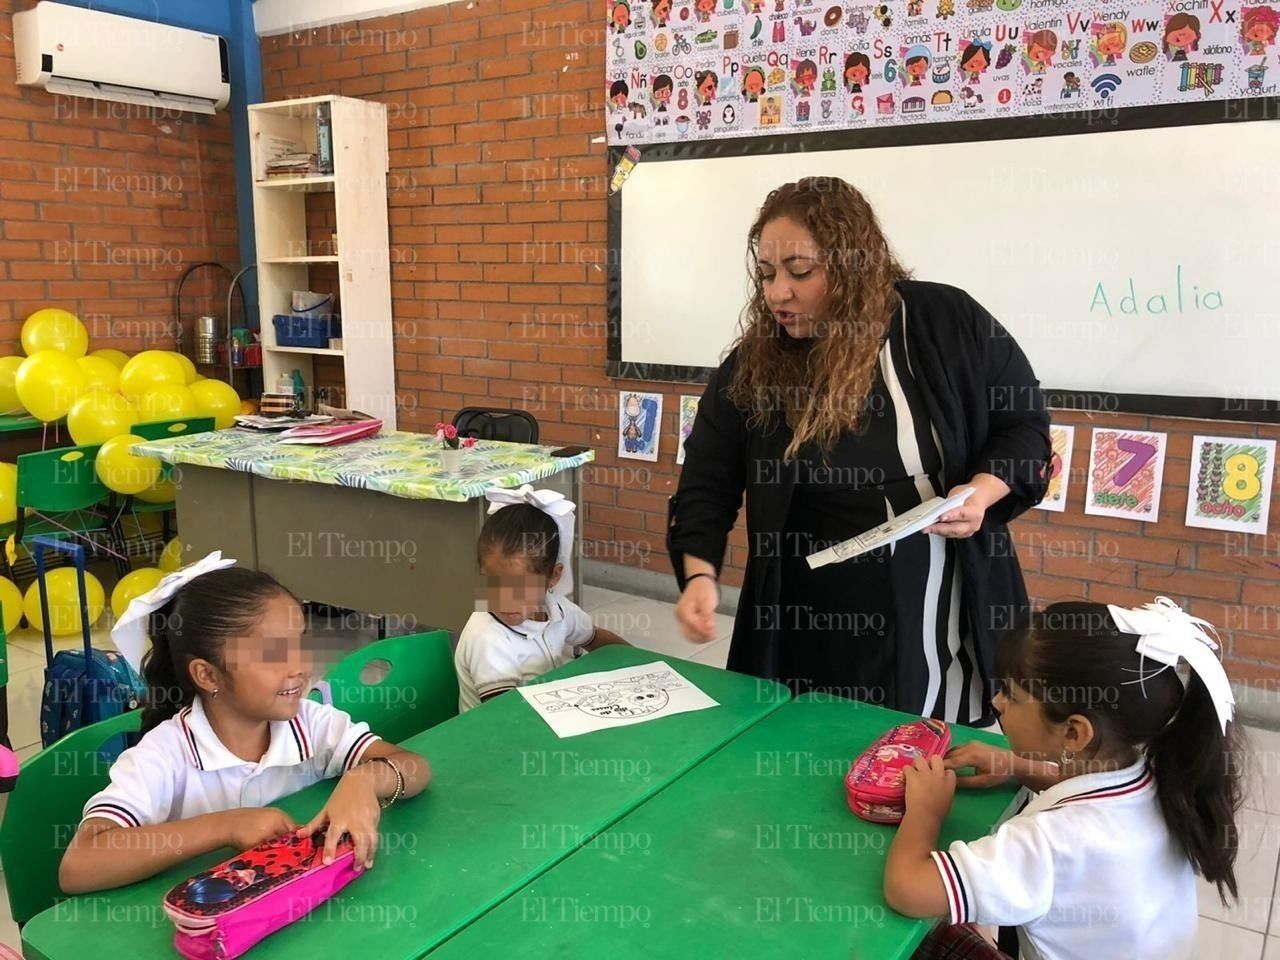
[1059,747,1074,768]
[212,687,220,699]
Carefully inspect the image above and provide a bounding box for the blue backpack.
[41,647,146,760]
[32,538,146,761]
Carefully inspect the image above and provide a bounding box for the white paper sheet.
[518,661,719,738]
[805,487,976,569]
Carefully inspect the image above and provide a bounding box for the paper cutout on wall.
[1034,423,1075,513]
[619,390,663,461]
[1185,435,1276,535]
[1084,428,1167,523]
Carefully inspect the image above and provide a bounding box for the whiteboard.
[618,120,1280,409]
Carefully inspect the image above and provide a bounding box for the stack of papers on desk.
[233,414,334,431]
[277,419,382,445]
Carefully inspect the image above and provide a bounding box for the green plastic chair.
[314,630,458,744]
[0,445,125,577]
[127,417,216,542]
[0,709,143,926]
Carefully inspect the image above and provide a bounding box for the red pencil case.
[844,719,951,824]
[162,830,361,960]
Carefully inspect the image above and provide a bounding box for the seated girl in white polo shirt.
[455,488,626,711]
[884,598,1240,960]
[60,558,431,894]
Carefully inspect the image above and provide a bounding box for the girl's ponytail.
[139,605,185,735]
[1150,673,1241,903]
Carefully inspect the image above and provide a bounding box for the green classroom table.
[21,646,790,960]
[428,694,1019,960]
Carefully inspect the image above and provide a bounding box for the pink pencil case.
[162,830,361,960]
[844,719,951,824]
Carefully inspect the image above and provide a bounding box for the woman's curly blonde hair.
[727,177,910,462]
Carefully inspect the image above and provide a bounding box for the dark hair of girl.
[477,503,560,578]
[610,79,629,98]
[140,568,296,735]
[997,601,1240,903]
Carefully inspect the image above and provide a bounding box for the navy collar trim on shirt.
[1048,766,1153,809]
[177,706,204,770]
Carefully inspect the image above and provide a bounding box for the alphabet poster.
[1084,428,1167,521]
[1185,435,1275,534]
[1035,423,1075,512]
[605,0,1276,145]
[619,390,663,461]
[677,394,700,464]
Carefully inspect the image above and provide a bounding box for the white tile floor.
[0,586,1275,957]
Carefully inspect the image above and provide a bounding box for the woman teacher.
[668,177,1051,726]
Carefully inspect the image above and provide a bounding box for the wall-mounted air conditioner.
[13,1,231,115]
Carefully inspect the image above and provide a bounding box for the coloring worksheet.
[518,661,720,738]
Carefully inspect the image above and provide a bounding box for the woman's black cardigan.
[667,279,1053,702]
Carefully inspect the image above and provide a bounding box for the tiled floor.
[0,586,1275,956]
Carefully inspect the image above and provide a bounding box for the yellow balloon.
[67,390,139,446]
[165,352,199,385]
[134,475,176,504]
[0,357,24,415]
[22,308,88,359]
[0,462,15,525]
[23,568,105,636]
[190,379,240,429]
[0,575,22,634]
[137,384,198,422]
[119,351,185,397]
[110,566,165,620]
[89,348,130,370]
[95,434,161,495]
[191,374,207,383]
[15,350,86,422]
[76,355,121,394]
[159,536,183,572]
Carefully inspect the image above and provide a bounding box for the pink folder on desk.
[277,419,382,445]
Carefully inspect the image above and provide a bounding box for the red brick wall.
[0,0,239,355]
[259,3,1279,695]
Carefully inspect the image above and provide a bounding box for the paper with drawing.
[518,661,719,738]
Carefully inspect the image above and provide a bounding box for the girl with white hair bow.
[454,486,628,712]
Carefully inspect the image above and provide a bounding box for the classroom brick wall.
[0,0,239,355]
[259,2,1280,698]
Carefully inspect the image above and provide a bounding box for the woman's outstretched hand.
[676,575,720,643]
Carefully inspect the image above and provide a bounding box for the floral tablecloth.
[133,430,595,503]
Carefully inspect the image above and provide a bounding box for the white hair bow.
[485,485,576,596]
[1107,596,1235,734]
[110,551,238,674]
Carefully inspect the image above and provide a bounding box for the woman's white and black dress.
[776,305,985,722]
[668,280,1052,727]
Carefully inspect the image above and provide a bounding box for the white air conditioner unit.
[13,1,231,115]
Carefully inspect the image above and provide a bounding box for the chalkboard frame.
[605,96,1280,423]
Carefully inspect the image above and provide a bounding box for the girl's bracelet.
[362,755,405,808]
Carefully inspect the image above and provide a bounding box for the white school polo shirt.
[931,759,1197,960]
[454,592,596,712]
[81,697,380,829]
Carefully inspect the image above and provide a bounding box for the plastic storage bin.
[272,314,341,348]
